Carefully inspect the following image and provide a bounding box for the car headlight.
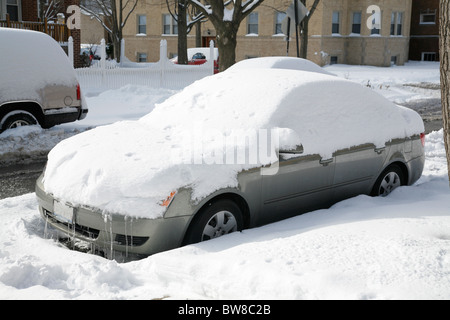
[159,191,176,207]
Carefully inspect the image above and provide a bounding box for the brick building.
[122,0,413,67]
[0,0,38,21]
[0,0,82,67]
[409,0,439,61]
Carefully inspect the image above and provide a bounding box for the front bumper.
[35,174,190,256]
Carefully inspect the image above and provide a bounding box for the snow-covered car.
[36,65,425,258]
[171,47,219,73]
[0,28,88,132]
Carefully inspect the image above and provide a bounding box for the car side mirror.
[279,144,304,154]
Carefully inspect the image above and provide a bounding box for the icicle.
[130,217,134,249]
[124,215,129,257]
[44,215,49,239]
[102,210,114,260]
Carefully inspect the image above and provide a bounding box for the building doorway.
[202,36,216,47]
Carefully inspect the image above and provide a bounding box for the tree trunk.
[177,0,188,65]
[299,0,320,60]
[215,22,238,71]
[112,23,121,62]
[195,22,202,47]
[300,18,309,59]
[440,0,450,184]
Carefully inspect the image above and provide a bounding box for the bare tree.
[166,0,205,65]
[189,0,265,71]
[80,0,138,62]
[439,0,450,183]
[39,0,65,20]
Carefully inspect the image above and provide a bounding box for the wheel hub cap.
[201,210,237,241]
[379,172,401,196]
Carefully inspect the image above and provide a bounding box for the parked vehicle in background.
[80,46,101,68]
[172,47,219,74]
[0,28,88,133]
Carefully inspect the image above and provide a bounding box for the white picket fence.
[69,38,215,90]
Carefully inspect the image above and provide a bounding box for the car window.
[192,53,206,60]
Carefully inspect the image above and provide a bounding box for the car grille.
[115,234,149,247]
[43,209,100,239]
[44,209,149,247]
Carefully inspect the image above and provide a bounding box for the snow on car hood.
[43,68,424,219]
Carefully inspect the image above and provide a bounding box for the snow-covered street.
[0,62,449,300]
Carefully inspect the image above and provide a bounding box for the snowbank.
[43,69,424,218]
[0,130,448,300]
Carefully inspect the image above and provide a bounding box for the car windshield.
[192,53,206,60]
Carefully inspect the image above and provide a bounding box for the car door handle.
[375,147,386,154]
[319,158,333,166]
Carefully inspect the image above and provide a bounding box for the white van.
[0,28,88,132]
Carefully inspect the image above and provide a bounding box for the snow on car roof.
[43,68,424,219]
[0,28,77,102]
[227,56,334,76]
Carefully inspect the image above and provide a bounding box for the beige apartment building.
[121,0,412,67]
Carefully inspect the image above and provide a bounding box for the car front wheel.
[371,164,405,197]
[184,199,244,245]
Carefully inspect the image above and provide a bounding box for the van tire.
[0,111,38,132]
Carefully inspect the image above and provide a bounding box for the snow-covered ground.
[0,62,449,300]
[326,61,441,104]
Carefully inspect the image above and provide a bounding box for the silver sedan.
[36,63,425,258]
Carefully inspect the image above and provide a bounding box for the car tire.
[371,164,405,197]
[184,199,244,245]
[1,111,38,132]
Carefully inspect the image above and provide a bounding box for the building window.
[422,52,437,62]
[370,17,381,35]
[330,56,338,65]
[332,11,340,34]
[391,12,403,36]
[352,12,361,34]
[137,15,146,34]
[6,0,19,21]
[247,12,258,35]
[163,14,178,35]
[369,10,381,35]
[275,12,286,35]
[420,11,436,25]
[391,56,397,66]
[137,53,147,62]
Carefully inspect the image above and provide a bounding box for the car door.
[332,143,390,201]
[258,152,335,226]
